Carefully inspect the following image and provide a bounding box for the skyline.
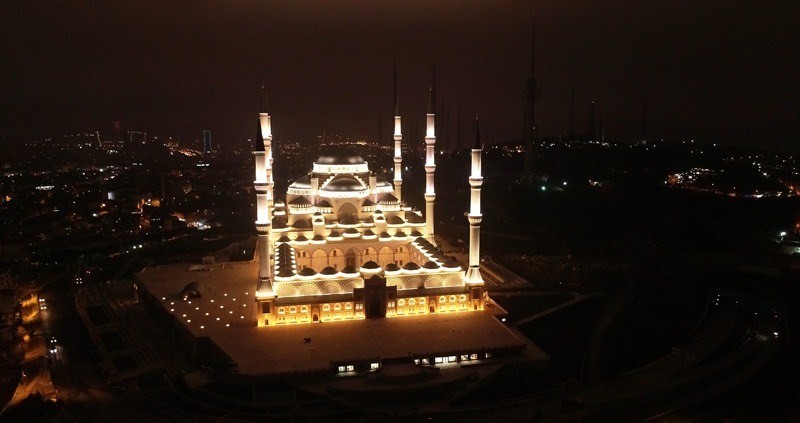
[2,1,798,151]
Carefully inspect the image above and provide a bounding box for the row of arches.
[296,245,416,271]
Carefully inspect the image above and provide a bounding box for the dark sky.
[2,1,798,150]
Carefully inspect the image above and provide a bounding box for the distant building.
[202,130,212,154]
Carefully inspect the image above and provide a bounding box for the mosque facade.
[253,78,486,327]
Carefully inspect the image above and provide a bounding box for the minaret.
[256,84,275,302]
[424,67,437,242]
[465,115,484,285]
[393,63,403,202]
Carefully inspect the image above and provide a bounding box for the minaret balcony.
[467,214,482,225]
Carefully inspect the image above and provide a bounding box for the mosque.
[253,77,487,326]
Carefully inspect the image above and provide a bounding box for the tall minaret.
[465,116,485,286]
[424,67,437,242]
[393,63,403,202]
[256,84,274,300]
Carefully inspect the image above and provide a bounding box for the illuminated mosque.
[253,77,487,326]
[135,77,531,376]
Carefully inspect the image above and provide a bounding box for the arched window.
[334,303,342,311]
[323,304,330,311]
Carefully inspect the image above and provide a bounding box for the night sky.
[2,1,798,150]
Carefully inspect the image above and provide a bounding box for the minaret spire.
[424,65,437,242]
[256,83,275,310]
[392,62,403,202]
[465,114,485,287]
[261,83,268,114]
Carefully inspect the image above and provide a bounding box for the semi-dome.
[320,266,338,275]
[323,175,365,191]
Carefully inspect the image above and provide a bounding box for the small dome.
[361,260,380,269]
[277,236,291,243]
[387,215,405,224]
[317,200,332,208]
[289,196,312,207]
[288,175,311,189]
[299,267,317,276]
[272,216,288,229]
[328,230,342,238]
[379,232,391,239]
[342,265,358,274]
[402,262,420,271]
[339,215,359,225]
[379,193,399,205]
[344,227,359,234]
[320,266,338,275]
[362,229,376,236]
[406,212,425,223]
[180,281,202,300]
[395,231,407,238]
[384,263,400,272]
[422,261,440,269]
[292,219,311,229]
[277,267,295,278]
[410,230,423,237]
[312,234,325,241]
[295,234,308,242]
[362,198,376,207]
[442,258,461,269]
